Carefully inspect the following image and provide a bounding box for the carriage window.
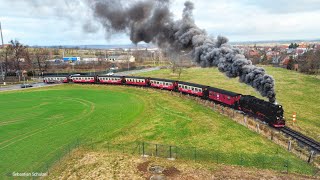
[192,88,194,91]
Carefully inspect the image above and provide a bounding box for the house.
[82,57,99,62]
[107,55,119,62]
[107,55,135,63]
[272,55,282,65]
[249,50,259,56]
[279,56,299,70]
[117,55,135,62]
[279,56,290,67]
[0,44,11,48]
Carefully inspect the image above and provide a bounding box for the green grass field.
[0,84,315,176]
[136,66,320,142]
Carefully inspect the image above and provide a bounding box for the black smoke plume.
[88,0,276,103]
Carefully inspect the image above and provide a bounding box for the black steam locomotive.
[239,95,284,127]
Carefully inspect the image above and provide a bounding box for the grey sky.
[0,0,319,46]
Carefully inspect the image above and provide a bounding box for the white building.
[82,57,99,62]
[107,55,135,63]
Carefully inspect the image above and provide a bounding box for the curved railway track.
[280,127,320,153]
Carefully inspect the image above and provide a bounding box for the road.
[0,82,61,92]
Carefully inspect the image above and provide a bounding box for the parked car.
[20,84,33,88]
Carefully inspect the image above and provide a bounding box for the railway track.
[280,127,320,153]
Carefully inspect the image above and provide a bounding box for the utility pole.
[0,21,4,46]
[0,21,5,81]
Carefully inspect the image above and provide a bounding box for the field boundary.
[26,138,319,178]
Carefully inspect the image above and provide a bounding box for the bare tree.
[9,40,27,72]
[34,48,49,73]
[22,48,32,71]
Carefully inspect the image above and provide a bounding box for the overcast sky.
[0,0,319,46]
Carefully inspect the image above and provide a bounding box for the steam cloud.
[87,0,276,103]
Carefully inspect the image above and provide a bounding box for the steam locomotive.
[44,75,285,128]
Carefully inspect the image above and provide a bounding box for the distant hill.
[230,39,320,45]
[33,44,157,49]
[32,39,320,49]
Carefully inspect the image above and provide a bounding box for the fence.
[98,141,318,176]
[5,139,318,178]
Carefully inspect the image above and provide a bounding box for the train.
[43,75,285,128]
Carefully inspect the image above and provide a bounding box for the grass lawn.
[0,84,315,176]
[135,66,320,142]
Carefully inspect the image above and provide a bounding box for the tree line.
[0,40,50,79]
